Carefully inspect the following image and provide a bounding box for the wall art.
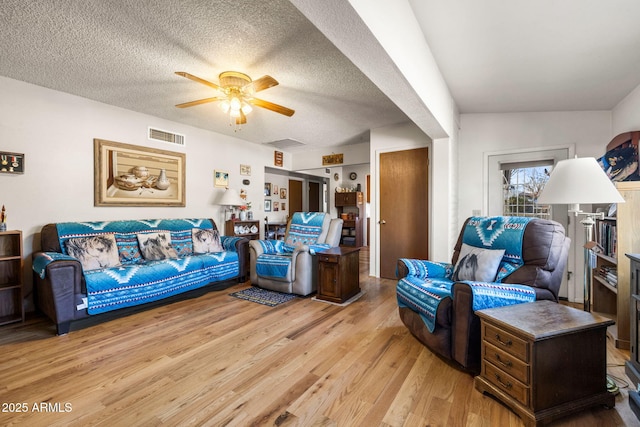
[94,139,185,207]
[0,151,24,174]
[214,170,229,188]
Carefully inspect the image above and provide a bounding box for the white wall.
[458,111,612,302]
[613,83,640,134]
[0,76,281,302]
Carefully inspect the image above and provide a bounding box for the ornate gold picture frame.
[94,139,186,207]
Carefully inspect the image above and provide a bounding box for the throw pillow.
[115,233,143,265]
[452,243,505,282]
[137,232,179,261]
[65,234,121,271]
[192,228,223,254]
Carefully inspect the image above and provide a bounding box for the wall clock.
[349,172,357,180]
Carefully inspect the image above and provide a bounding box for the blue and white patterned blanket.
[83,251,238,314]
[255,213,330,279]
[33,218,240,315]
[397,216,536,332]
[463,216,532,281]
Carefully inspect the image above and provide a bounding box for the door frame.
[372,143,430,278]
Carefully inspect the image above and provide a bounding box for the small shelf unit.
[0,230,24,326]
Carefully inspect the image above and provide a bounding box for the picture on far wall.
[94,139,185,207]
[240,164,251,176]
[281,203,286,211]
[214,170,229,188]
[0,151,24,174]
[280,188,287,199]
[273,202,279,212]
[265,199,272,212]
[264,183,271,196]
[273,184,278,195]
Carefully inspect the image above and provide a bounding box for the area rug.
[229,286,297,307]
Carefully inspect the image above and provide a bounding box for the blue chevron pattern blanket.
[83,251,238,314]
[462,216,533,281]
[397,216,535,332]
[256,213,329,279]
[34,218,240,315]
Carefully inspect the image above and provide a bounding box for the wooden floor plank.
[0,248,637,426]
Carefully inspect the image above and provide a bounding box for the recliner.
[396,216,570,372]
[249,212,343,295]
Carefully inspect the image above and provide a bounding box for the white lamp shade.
[218,188,245,207]
[537,157,625,205]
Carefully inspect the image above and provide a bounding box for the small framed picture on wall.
[214,170,229,188]
[273,202,279,212]
[265,199,272,212]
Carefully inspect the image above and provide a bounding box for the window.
[501,160,553,219]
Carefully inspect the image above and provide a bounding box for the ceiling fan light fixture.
[230,96,242,111]
[175,70,295,127]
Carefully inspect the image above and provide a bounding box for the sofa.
[249,212,343,295]
[32,218,247,334]
[396,216,570,372]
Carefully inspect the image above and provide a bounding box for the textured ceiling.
[2,0,640,152]
[0,0,409,151]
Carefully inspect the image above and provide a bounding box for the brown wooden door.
[379,147,429,279]
[309,181,320,212]
[289,179,303,214]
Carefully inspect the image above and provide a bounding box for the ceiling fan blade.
[175,97,224,108]
[236,110,247,125]
[250,75,279,93]
[250,98,295,117]
[175,71,222,91]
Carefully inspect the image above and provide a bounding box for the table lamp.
[218,188,246,221]
[537,156,625,311]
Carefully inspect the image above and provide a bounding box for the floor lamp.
[537,157,625,312]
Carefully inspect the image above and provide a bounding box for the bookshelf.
[591,181,640,350]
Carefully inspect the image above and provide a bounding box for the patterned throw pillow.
[115,233,143,264]
[192,228,223,254]
[65,234,121,271]
[453,243,505,282]
[170,230,194,257]
[136,232,179,261]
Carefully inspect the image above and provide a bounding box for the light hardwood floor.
[0,249,637,426]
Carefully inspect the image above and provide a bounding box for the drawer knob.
[495,333,512,347]
[495,353,512,368]
[494,373,513,389]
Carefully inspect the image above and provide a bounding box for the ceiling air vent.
[264,139,305,150]
[148,127,185,146]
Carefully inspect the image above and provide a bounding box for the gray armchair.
[249,212,343,295]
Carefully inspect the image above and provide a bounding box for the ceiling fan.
[175,71,295,125]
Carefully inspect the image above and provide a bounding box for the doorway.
[379,147,429,279]
[309,181,320,212]
[288,179,303,214]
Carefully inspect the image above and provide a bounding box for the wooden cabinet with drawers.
[316,246,360,304]
[475,301,614,427]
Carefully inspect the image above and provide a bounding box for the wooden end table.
[316,247,360,303]
[474,300,615,427]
